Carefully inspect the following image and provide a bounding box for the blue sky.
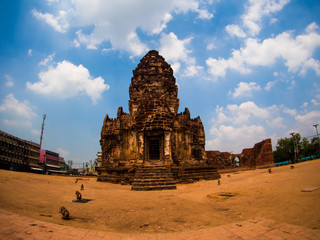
[1,0,320,167]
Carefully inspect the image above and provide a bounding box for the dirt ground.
[0,160,319,234]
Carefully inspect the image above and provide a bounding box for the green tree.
[301,138,317,157]
[273,133,320,163]
[273,137,293,163]
[291,133,301,162]
[311,137,320,155]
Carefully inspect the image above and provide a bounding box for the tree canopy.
[273,133,319,163]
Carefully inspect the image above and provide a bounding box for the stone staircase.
[131,165,177,191]
[172,165,221,183]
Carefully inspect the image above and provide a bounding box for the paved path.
[0,209,319,240]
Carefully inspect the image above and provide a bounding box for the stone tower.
[98,50,220,189]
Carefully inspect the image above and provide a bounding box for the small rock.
[140,224,149,228]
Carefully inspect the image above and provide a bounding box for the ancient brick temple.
[98,50,220,190]
[206,139,274,170]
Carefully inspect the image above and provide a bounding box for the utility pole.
[313,124,319,137]
[290,132,297,163]
[40,114,46,150]
[68,160,73,169]
[83,162,85,175]
[313,124,319,153]
[39,114,46,174]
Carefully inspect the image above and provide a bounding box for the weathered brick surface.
[206,139,274,169]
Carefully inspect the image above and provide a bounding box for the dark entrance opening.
[149,139,160,160]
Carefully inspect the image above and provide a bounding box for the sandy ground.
[0,160,319,234]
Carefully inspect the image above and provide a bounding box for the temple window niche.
[98,50,220,190]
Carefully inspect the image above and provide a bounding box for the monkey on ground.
[75,190,82,200]
[59,206,70,220]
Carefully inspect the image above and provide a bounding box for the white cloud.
[295,110,320,136]
[39,53,55,66]
[57,147,69,159]
[267,117,286,129]
[225,24,246,38]
[311,99,320,106]
[300,58,320,76]
[269,18,278,25]
[206,42,216,50]
[0,94,36,119]
[3,119,32,128]
[212,101,272,126]
[207,124,267,153]
[32,9,69,33]
[34,0,213,57]
[159,32,193,63]
[213,106,230,126]
[197,9,214,20]
[171,62,181,74]
[31,129,41,137]
[182,65,204,77]
[206,52,250,79]
[264,80,278,91]
[242,0,290,36]
[206,23,320,78]
[301,102,309,108]
[283,107,297,116]
[207,101,279,152]
[207,101,320,153]
[101,48,114,54]
[26,58,109,104]
[47,0,59,5]
[306,22,319,33]
[159,32,200,76]
[152,13,173,34]
[229,101,272,124]
[296,111,319,123]
[127,32,149,58]
[4,75,14,87]
[230,82,261,98]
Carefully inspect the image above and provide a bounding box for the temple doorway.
[149,138,160,160]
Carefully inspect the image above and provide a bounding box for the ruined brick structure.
[240,139,274,168]
[206,139,274,170]
[98,50,220,190]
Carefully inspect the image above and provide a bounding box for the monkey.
[268,168,272,174]
[75,190,82,200]
[81,184,84,190]
[290,165,294,169]
[218,179,221,185]
[59,206,70,220]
